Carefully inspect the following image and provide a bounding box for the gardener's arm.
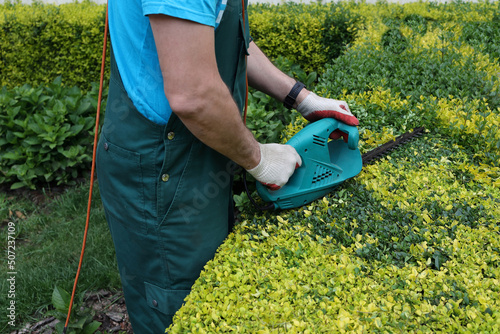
[247,41,359,126]
[150,15,260,169]
[246,41,309,109]
[149,15,301,188]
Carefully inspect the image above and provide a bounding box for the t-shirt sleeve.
[142,0,217,27]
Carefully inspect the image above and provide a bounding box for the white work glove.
[247,143,302,191]
[297,92,359,126]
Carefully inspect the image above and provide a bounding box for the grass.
[0,181,120,331]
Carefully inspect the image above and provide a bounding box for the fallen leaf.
[15,211,26,219]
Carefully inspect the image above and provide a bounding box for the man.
[96,0,359,332]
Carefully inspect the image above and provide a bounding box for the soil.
[10,290,134,334]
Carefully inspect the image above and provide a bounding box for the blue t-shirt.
[108,0,227,125]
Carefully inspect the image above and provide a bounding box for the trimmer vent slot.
[279,200,294,209]
[312,165,335,186]
[312,135,326,147]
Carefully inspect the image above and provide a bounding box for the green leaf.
[38,95,52,105]
[81,321,102,334]
[68,316,88,329]
[69,124,84,135]
[23,137,43,146]
[12,131,26,139]
[28,122,43,134]
[10,182,27,190]
[2,151,22,160]
[52,286,71,313]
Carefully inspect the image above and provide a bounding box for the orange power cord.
[63,2,108,333]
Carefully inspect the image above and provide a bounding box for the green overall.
[96,1,249,332]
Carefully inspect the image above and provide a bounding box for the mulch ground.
[11,290,134,334]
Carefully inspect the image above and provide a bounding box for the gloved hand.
[297,92,359,126]
[247,143,302,191]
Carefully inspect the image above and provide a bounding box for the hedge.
[0,0,109,91]
[248,2,360,74]
[0,1,359,91]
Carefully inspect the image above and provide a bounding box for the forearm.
[247,41,309,108]
[246,41,358,126]
[173,80,261,170]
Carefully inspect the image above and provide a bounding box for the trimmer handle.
[337,121,359,150]
[286,118,359,157]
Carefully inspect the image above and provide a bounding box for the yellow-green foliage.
[169,138,500,332]
[170,165,500,332]
[249,3,327,74]
[347,0,499,51]
[434,96,500,158]
[249,2,359,74]
[360,153,500,217]
[0,1,109,91]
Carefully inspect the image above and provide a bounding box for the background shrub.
[0,1,359,91]
[0,77,105,189]
[318,37,500,110]
[246,56,316,144]
[249,2,360,75]
[316,7,500,164]
[381,28,409,53]
[0,0,109,91]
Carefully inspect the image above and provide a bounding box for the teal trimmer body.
[256,118,363,209]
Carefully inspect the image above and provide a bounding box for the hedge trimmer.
[246,118,425,210]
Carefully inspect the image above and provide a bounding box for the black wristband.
[283,81,306,110]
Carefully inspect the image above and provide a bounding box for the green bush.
[249,2,360,75]
[48,286,101,334]
[460,11,500,62]
[315,7,500,163]
[381,28,409,54]
[0,1,359,91]
[317,36,500,112]
[0,77,105,189]
[0,0,109,91]
[321,5,362,62]
[246,56,316,144]
[402,13,433,35]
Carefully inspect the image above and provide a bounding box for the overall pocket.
[96,133,147,234]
